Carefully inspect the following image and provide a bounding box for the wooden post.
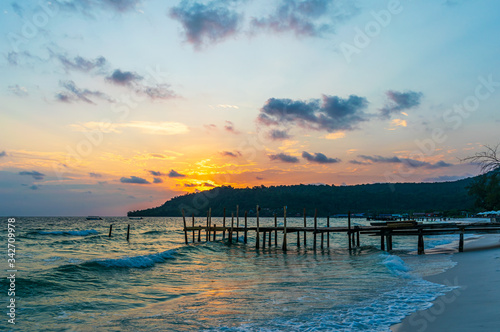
[327,215,330,248]
[263,231,266,248]
[198,226,201,242]
[236,205,239,242]
[356,228,360,247]
[314,209,318,250]
[256,205,260,249]
[223,208,226,239]
[282,206,287,251]
[303,208,307,247]
[213,224,217,241]
[230,212,234,244]
[126,224,130,242]
[274,213,278,247]
[181,209,188,244]
[108,224,113,237]
[418,229,425,255]
[348,211,352,250]
[208,208,212,240]
[321,231,324,249]
[269,230,272,247]
[244,211,248,243]
[297,231,300,247]
[192,214,195,243]
[206,210,209,241]
[459,230,464,252]
[386,232,392,251]
[380,232,385,251]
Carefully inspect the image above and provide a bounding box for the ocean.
[1,216,469,331]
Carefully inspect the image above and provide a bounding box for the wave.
[38,229,99,236]
[381,254,410,277]
[93,249,177,269]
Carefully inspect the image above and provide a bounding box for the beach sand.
[392,234,500,332]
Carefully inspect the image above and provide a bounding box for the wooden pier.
[182,207,500,254]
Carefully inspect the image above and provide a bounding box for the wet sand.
[392,234,500,332]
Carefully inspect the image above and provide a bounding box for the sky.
[1,0,499,216]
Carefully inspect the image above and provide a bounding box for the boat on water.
[128,217,143,220]
[86,216,103,220]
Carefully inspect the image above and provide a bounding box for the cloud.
[153,177,163,183]
[11,3,24,17]
[56,53,107,72]
[220,151,241,157]
[203,182,215,187]
[224,120,239,134]
[258,94,369,133]
[57,0,143,14]
[6,51,47,66]
[302,151,340,164]
[55,80,113,104]
[8,85,29,97]
[149,170,164,176]
[356,155,453,169]
[269,129,291,140]
[256,176,264,180]
[120,176,150,184]
[0,151,6,158]
[19,170,45,180]
[251,0,358,38]
[269,153,299,163]
[251,0,335,37]
[140,84,176,100]
[70,121,189,135]
[168,169,186,178]
[324,132,345,140]
[349,160,371,165]
[380,90,423,119]
[29,185,40,190]
[106,69,143,85]
[169,0,242,48]
[89,172,102,178]
[104,69,176,100]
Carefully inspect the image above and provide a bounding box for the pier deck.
[181,207,500,254]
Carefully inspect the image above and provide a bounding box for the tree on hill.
[463,144,500,211]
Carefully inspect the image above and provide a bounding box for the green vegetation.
[467,172,500,210]
[128,176,477,217]
[463,144,500,211]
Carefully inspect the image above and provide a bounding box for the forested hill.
[128,176,478,217]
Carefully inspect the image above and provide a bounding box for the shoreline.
[392,234,500,332]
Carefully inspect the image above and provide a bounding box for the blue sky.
[1,0,499,216]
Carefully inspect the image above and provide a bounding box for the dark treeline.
[128,176,478,217]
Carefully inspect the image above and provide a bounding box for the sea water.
[1,217,467,331]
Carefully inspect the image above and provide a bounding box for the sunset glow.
[1,0,499,215]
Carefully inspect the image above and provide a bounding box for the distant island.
[128,176,479,217]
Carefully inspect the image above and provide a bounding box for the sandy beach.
[392,234,500,332]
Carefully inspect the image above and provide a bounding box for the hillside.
[128,176,477,217]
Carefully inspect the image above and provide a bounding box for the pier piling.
[181,209,188,244]
[283,206,287,251]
